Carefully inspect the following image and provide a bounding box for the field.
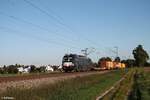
[128,68,150,100]
[0,68,149,100]
[0,70,126,100]
[101,67,150,100]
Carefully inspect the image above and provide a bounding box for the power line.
[81,47,95,57]
[23,1,96,43]
[0,26,81,50]
[0,11,81,48]
[23,0,82,42]
[23,0,70,30]
[0,11,73,42]
[8,0,119,57]
[23,0,114,52]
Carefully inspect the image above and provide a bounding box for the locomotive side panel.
[62,54,93,72]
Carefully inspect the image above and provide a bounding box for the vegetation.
[133,45,149,67]
[102,68,135,100]
[0,64,19,74]
[97,44,150,68]
[98,57,112,64]
[101,68,150,100]
[114,57,121,62]
[0,70,126,100]
[128,68,150,100]
[121,59,136,68]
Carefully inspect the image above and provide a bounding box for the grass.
[140,71,150,100]
[102,67,150,100]
[0,71,61,77]
[102,68,135,100]
[128,68,150,100]
[0,70,127,100]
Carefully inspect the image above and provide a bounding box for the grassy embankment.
[128,68,150,100]
[0,70,127,100]
[102,67,150,100]
[0,71,60,77]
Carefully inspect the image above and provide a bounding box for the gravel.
[0,71,109,93]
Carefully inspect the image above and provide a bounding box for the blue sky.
[0,0,150,65]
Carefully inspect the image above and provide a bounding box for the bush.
[7,65,18,74]
[30,65,36,73]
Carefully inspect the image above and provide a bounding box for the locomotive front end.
[62,54,75,72]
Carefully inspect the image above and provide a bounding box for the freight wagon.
[99,61,126,70]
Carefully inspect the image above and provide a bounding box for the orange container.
[121,63,126,68]
[100,61,113,69]
[113,62,121,68]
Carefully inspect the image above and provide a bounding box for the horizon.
[0,0,150,66]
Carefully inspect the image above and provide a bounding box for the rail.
[96,72,128,100]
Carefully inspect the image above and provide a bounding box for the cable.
[5,0,118,57]
[23,0,69,29]
[23,0,116,54]
[0,11,81,47]
[23,0,95,43]
[0,26,81,50]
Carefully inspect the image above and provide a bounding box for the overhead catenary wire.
[0,26,81,50]
[4,0,118,58]
[0,11,79,46]
[23,0,71,30]
[23,0,116,56]
[23,0,95,42]
[23,0,81,42]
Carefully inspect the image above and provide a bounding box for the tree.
[7,65,18,74]
[144,62,150,67]
[114,57,121,62]
[30,65,36,73]
[121,59,135,68]
[3,65,7,74]
[132,45,149,67]
[105,57,112,61]
[98,57,112,65]
[124,59,135,68]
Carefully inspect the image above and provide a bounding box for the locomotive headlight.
[71,63,74,66]
[63,62,74,67]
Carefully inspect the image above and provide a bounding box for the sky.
[0,0,150,66]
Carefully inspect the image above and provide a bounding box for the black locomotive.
[62,54,93,72]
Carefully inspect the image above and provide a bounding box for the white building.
[45,65,54,72]
[17,66,30,73]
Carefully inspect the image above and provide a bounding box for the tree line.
[0,64,59,74]
[97,45,150,67]
[0,45,149,74]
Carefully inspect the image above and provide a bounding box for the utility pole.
[81,47,95,57]
[81,48,88,57]
[114,46,118,57]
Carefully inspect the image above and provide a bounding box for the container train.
[99,61,126,70]
[62,54,93,72]
[62,54,126,72]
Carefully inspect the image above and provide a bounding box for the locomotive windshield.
[63,55,74,62]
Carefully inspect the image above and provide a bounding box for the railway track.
[0,71,109,93]
[0,72,74,83]
[0,71,107,83]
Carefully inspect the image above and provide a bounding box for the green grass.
[102,67,150,100]
[135,68,150,100]
[0,71,60,77]
[102,68,135,100]
[0,73,19,77]
[127,68,150,100]
[0,70,127,100]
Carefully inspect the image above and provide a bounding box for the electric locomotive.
[62,54,93,72]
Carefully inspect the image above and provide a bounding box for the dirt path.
[0,71,109,93]
[144,67,150,72]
